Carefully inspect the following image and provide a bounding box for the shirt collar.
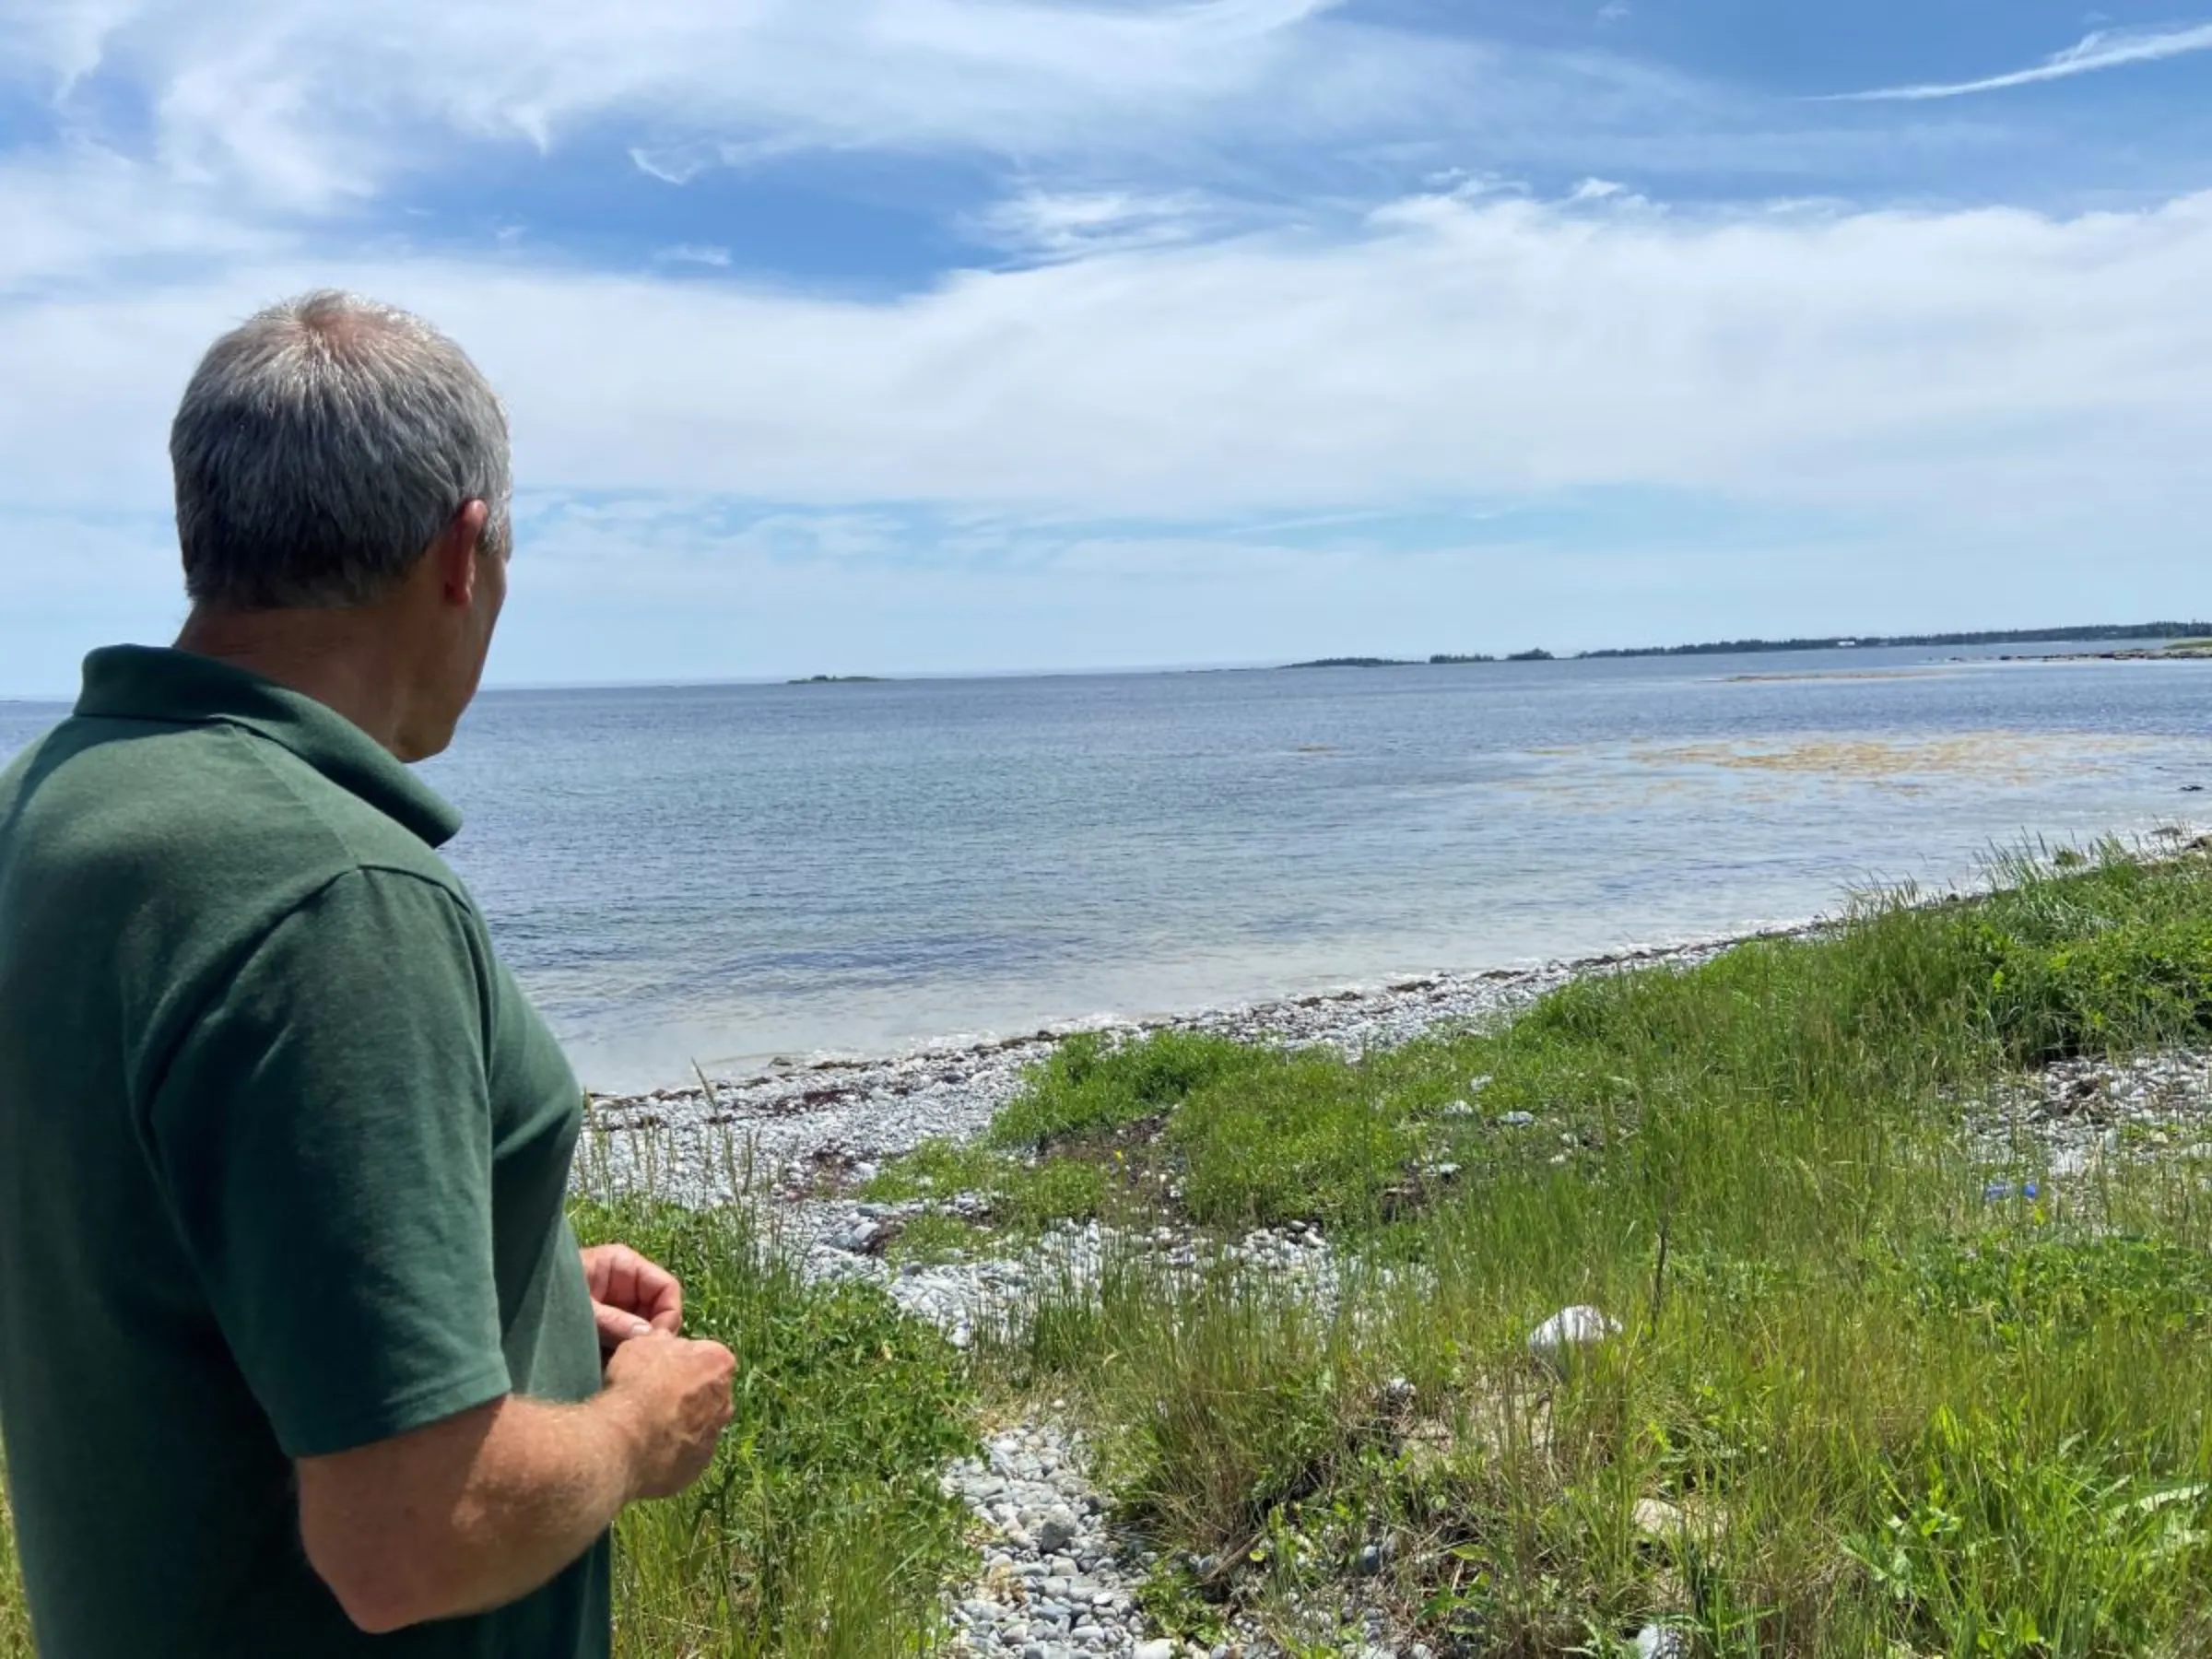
[74,644,465,849]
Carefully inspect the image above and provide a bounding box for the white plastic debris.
[1527,1305,1621,1368]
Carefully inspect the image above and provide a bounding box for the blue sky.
[4,0,2211,693]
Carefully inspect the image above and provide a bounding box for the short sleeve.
[147,869,512,1459]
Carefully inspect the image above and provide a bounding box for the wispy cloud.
[0,0,1783,218]
[653,242,731,266]
[964,188,1239,260]
[1831,22,2212,101]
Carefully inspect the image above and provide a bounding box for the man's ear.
[428,500,491,606]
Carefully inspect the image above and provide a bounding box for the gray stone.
[1135,1643,1179,1659]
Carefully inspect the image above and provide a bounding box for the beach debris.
[1634,1626,1688,1659]
[1982,1179,2041,1204]
[1528,1305,1620,1368]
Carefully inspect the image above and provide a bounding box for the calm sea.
[8,645,2212,1087]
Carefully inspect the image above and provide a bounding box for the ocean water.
[8,645,2212,1087]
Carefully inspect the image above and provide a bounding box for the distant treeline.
[1578,623,2212,660]
[1288,624,2211,673]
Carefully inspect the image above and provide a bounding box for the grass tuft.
[571,1189,980,1659]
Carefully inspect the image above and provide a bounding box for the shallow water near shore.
[7,643,2212,1088]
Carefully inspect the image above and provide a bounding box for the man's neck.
[174,607,415,759]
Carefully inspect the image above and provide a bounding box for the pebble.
[1965,1051,2212,1188]
[942,1425,1167,1657]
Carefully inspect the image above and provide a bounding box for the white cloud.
[963,188,1235,259]
[4,185,2209,541]
[0,142,289,293]
[1833,22,2212,101]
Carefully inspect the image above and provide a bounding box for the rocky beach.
[574,907,2212,1659]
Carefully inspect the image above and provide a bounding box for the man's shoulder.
[2,711,468,910]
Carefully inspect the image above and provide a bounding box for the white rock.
[1135,1642,1179,1659]
[1635,1626,1688,1659]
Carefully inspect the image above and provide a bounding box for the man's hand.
[602,1331,737,1499]
[581,1242,683,1351]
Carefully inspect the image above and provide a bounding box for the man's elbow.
[300,1523,457,1635]
[295,1395,510,1631]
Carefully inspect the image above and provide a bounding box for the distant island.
[1287,650,1544,669]
[1284,622,2212,671]
[788,675,888,685]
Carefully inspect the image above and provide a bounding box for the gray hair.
[171,290,512,609]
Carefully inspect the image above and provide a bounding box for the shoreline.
[583,920,1824,1198]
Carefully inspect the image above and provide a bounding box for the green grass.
[862,1135,1110,1231]
[883,1210,985,1266]
[565,1192,980,1659]
[973,846,2212,1656]
[987,1029,1267,1149]
[0,1466,25,1659]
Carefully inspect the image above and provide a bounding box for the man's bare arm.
[296,1332,735,1635]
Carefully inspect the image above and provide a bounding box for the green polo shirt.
[0,645,608,1657]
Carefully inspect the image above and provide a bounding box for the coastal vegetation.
[1579,622,2212,660]
[1288,622,2212,671]
[0,1470,19,1659]
[7,846,2212,1653]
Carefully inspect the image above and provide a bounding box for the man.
[0,291,735,1655]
